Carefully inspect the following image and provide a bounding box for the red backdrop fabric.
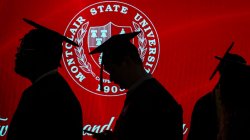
[1,0,250,140]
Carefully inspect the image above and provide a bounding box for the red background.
[1,0,250,140]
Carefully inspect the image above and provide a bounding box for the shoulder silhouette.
[7,18,83,140]
[89,31,183,140]
[188,42,250,140]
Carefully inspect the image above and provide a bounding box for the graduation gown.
[7,72,83,140]
[188,90,250,140]
[187,92,218,140]
[113,78,183,140]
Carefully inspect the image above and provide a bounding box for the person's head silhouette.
[215,53,248,103]
[15,19,78,82]
[90,31,144,90]
[218,53,247,77]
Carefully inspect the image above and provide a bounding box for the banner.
[1,0,250,140]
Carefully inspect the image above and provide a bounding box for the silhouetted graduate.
[7,19,83,140]
[188,42,250,140]
[89,32,183,140]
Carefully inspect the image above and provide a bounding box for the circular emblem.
[62,1,160,96]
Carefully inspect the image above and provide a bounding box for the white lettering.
[105,5,113,12]
[148,39,156,46]
[139,19,148,28]
[144,47,157,73]
[83,117,115,136]
[83,125,92,136]
[120,6,128,14]
[89,4,128,15]
[76,16,85,25]
[65,51,73,58]
[92,125,100,134]
[113,5,120,12]
[73,22,80,28]
[71,66,78,73]
[65,43,73,50]
[96,84,125,93]
[0,117,8,137]
[72,16,85,29]
[0,126,8,137]
[149,47,156,55]
[144,62,154,73]
[183,123,188,135]
[133,13,155,38]
[0,116,189,137]
[97,5,105,13]
[75,72,86,82]
[90,8,97,15]
[68,16,87,41]
[70,28,77,36]
[147,31,155,38]
[145,62,153,68]
[145,68,150,73]
[148,56,155,62]
[67,35,74,42]
[100,117,114,132]
[134,13,142,21]
[67,58,75,66]
[144,26,152,32]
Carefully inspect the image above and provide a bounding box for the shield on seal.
[88,22,133,66]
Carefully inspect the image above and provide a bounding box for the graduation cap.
[90,31,141,91]
[209,42,247,80]
[23,18,78,47]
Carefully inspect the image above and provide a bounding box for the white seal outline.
[62,1,161,96]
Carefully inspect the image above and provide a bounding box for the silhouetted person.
[7,19,83,140]
[188,44,250,140]
[89,32,183,140]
